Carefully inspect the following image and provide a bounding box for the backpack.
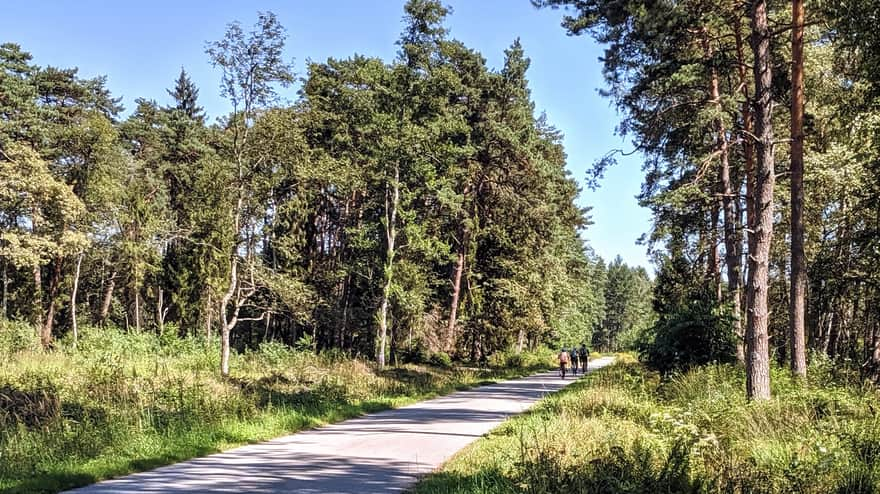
[579,347,588,358]
[559,351,569,363]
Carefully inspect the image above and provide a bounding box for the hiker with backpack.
[579,344,589,373]
[558,348,570,379]
[569,347,579,376]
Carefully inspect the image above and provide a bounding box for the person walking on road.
[558,348,570,379]
[569,347,579,376]
[579,344,590,373]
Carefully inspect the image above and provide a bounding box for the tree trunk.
[704,29,745,364]
[376,164,399,369]
[99,271,116,326]
[516,327,525,354]
[219,258,237,377]
[447,185,472,352]
[789,0,808,378]
[734,14,755,364]
[447,235,466,352]
[71,252,83,347]
[41,256,63,349]
[745,0,775,401]
[157,287,166,335]
[709,202,722,301]
[1,259,7,319]
[134,287,142,332]
[32,265,43,331]
[204,289,213,339]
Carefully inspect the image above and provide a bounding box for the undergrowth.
[0,324,549,493]
[412,355,880,494]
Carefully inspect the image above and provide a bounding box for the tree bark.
[99,271,116,325]
[733,14,754,364]
[704,28,745,364]
[133,286,142,332]
[32,266,43,331]
[71,252,83,347]
[41,256,63,349]
[789,0,808,378]
[204,289,213,339]
[746,0,775,400]
[157,287,166,335]
[377,164,399,369]
[1,259,8,319]
[219,257,237,377]
[447,232,467,352]
[447,185,472,352]
[709,202,722,301]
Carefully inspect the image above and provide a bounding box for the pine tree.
[167,68,205,122]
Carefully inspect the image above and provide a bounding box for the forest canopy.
[0,2,647,375]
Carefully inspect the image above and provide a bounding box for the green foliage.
[0,319,40,353]
[429,351,453,368]
[0,5,616,372]
[487,347,556,370]
[641,298,737,374]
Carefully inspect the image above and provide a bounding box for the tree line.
[0,1,652,374]
[537,0,880,397]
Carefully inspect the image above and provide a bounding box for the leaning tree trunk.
[745,0,775,401]
[447,182,475,352]
[447,228,468,352]
[99,271,116,326]
[789,0,808,378]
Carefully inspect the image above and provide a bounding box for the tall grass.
[413,357,880,494]
[0,324,546,493]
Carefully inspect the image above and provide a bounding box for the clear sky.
[2,0,652,270]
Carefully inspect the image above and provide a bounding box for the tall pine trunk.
[789,0,808,378]
[746,0,775,400]
[703,29,744,362]
[733,16,754,364]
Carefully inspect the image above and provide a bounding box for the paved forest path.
[68,356,615,494]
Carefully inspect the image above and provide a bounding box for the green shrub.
[641,298,737,374]
[0,319,40,354]
[256,340,295,367]
[401,344,428,364]
[429,351,453,368]
[487,347,555,369]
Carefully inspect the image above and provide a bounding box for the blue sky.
[2,0,652,270]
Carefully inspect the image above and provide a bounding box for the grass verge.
[0,325,552,494]
[411,355,880,494]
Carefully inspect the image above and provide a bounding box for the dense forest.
[534,0,880,397]
[0,1,651,376]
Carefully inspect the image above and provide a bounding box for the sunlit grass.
[0,325,549,493]
[412,360,880,494]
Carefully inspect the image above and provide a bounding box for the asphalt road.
[67,356,615,494]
